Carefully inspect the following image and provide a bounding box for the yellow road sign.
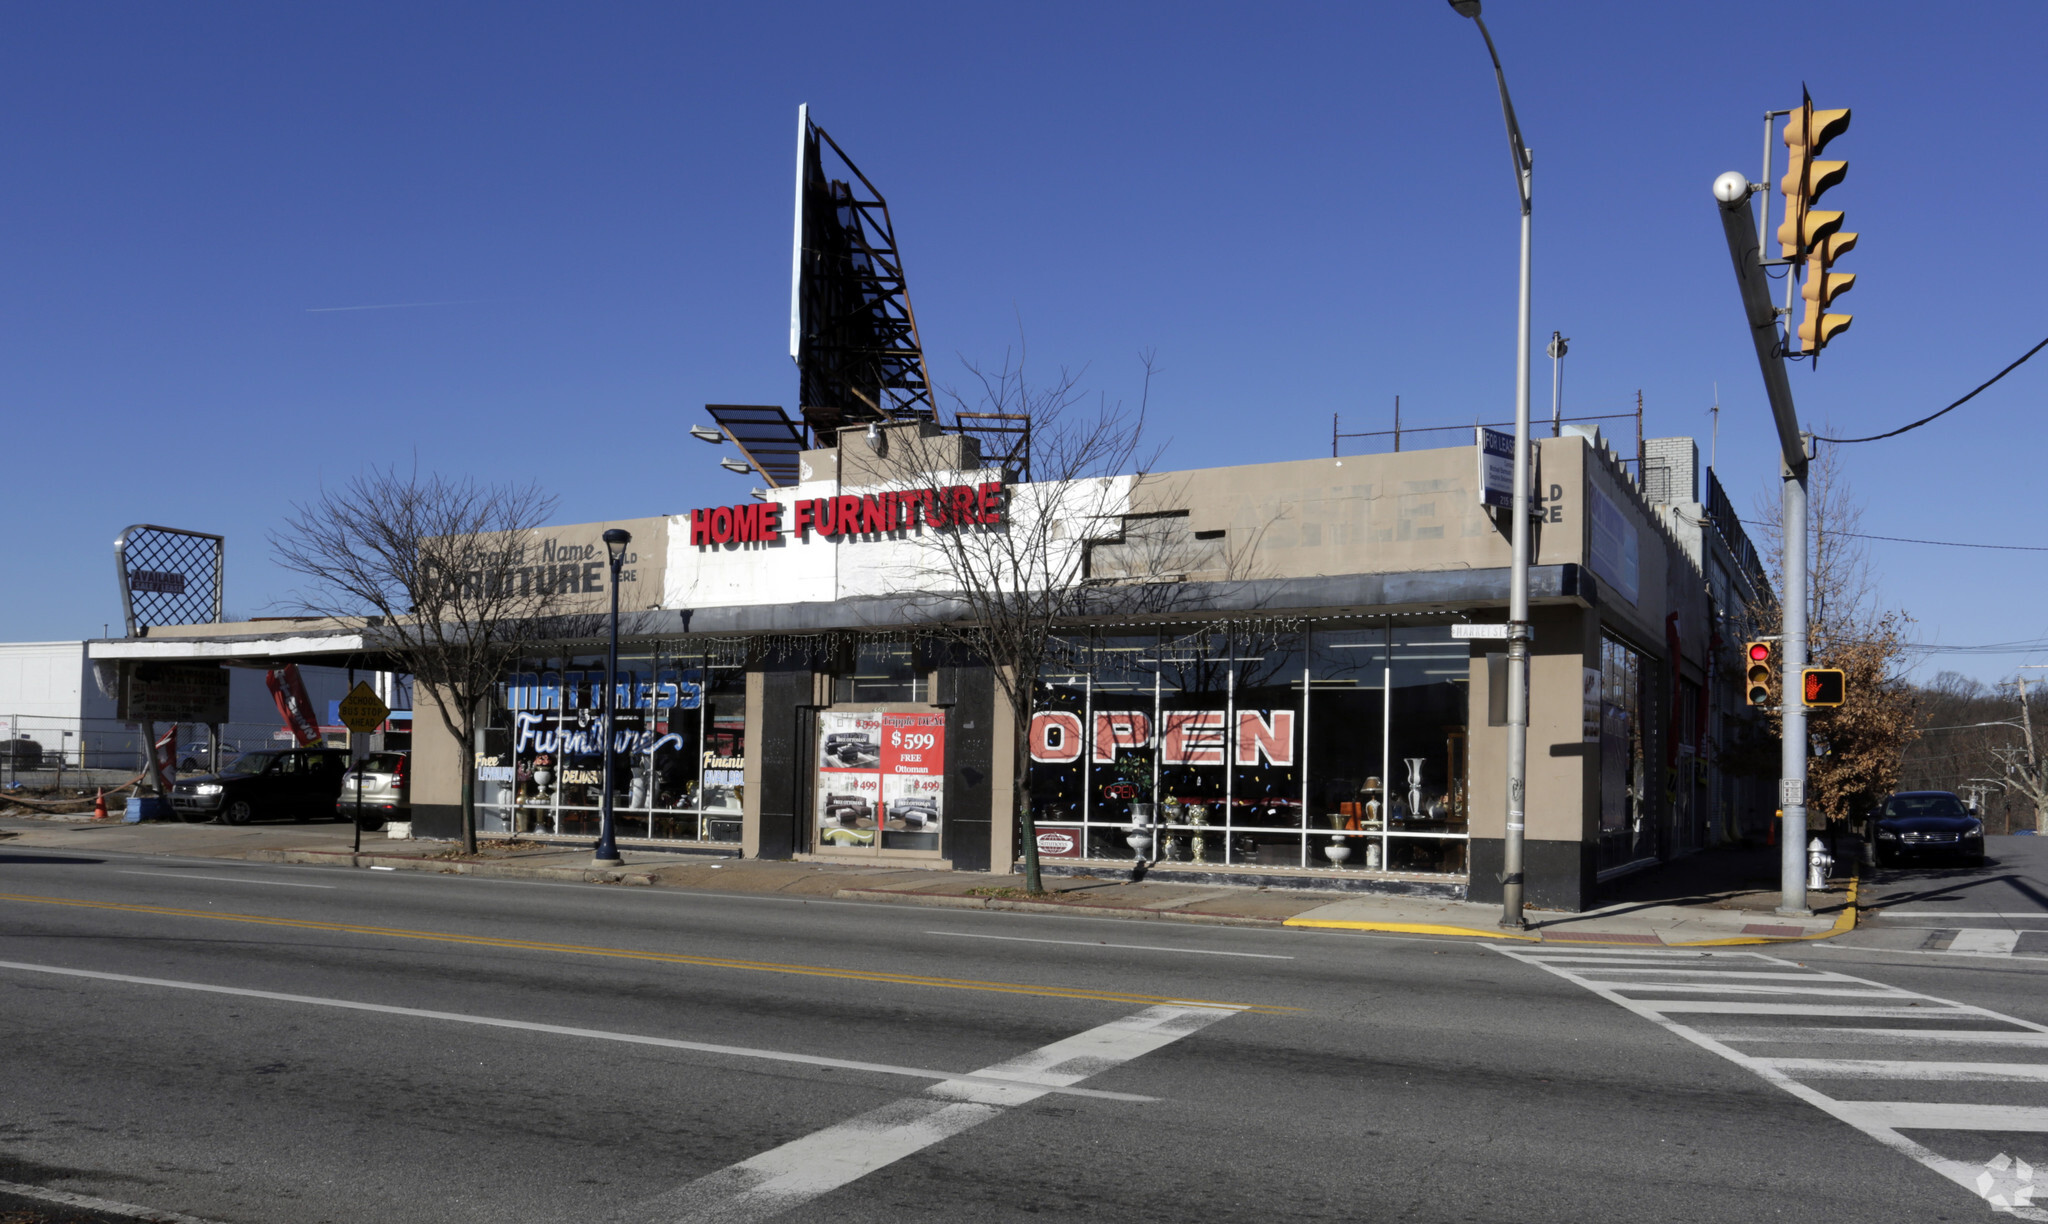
[337,681,391,733]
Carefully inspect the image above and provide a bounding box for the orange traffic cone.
[92,789,109,820]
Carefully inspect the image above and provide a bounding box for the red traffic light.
[1748,642,1771,662]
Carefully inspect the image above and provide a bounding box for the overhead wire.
[1815,333,2048,444]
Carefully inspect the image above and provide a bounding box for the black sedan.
[171,747,353,825]
[1871,790,1985,867]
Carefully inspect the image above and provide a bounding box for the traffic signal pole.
[1714,171,1812,915]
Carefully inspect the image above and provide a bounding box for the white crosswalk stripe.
[1494,944,2048,1220]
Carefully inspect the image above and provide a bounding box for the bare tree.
[1749,440,1918,826]
[855,349,1175,893]
[271,467,572,853]
[1989,674,2048,834]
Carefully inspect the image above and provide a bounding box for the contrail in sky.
[304,299,492,313]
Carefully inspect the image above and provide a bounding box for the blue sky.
[4,2,2041,684]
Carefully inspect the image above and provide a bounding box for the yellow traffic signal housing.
[1744,641,1775,707]
[1800,226,1858,354]
[1802,668,1846,708]
[1776,94,1852,261]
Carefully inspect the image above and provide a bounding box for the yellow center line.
[0,891,1299,1015]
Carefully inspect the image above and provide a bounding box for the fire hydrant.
[1807,837,1835,892]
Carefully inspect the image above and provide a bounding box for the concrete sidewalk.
[0,814,1855,946]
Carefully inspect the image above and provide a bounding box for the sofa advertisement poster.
[816,711,944,850]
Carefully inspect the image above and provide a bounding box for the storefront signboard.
[689,481,1006,546]
[1035,827,1083,858]
[1477,428,1516,509]
[816,711,946,851]
[120,663,231,724]
[1588,485,1641,605]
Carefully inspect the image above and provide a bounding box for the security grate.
[114,524,225,636]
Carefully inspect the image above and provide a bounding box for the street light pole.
[1449,0,1534,929]
[592,527,632,868]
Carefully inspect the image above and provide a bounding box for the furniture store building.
[93,421,1769,911]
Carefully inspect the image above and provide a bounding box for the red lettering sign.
[687,481,1008,547]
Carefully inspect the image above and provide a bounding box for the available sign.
[689,481,1006,546]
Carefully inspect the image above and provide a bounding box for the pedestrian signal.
[1802,668,1846,707]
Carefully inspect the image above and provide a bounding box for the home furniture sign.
[689,481,1007,546]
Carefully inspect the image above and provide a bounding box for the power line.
[1815,333,2048,444]
[1735,518,2048,552]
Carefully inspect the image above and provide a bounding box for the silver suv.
[336,752,409,830]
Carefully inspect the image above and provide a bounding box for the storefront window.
[476,641,743,845]
[1598,634,1654,871]
[833,643,928,703]
[1027,619,1469,877]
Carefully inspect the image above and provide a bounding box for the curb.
[1281,918,1542,941]
[832,888,1286,928]
[243,848,657,887]
[1661,877,1860,947]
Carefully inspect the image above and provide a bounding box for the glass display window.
[1598,634,1652,871]
[833,642,929,703]
[479,641,739,844]
[1026,619,1471,878]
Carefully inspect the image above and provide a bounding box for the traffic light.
[1802,668,1846,707]
[1744,641,1775,707]
[1799,229,1857,353]
[1776,90,1854,355]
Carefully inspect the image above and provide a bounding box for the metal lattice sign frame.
[114,524,225,636]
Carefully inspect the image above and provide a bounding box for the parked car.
[171,747,353,825]
[0,737,44,769]
[336,751,409,831]
[1871,790,1985,867]
[821,732,880,768]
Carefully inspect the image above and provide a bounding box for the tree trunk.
[1014,721,1041,894]
[459,731,477,855]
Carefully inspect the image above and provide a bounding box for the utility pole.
[1547,332,1569,437]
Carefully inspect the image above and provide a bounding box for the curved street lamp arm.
[1469,14,1532,213]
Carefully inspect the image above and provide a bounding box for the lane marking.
[1950,929,2022,956]
[628,1003,1238,1224]
[0,1177,228,1224]
[0,891,1295,1015]
[1878,911,2048,919]
[117,870,336,889]
[1809,943,2048,965]
[925,930,1294,960]
[1696,1026,2048,1048]
[1496,946,2048,1221]
[0,959,1154,1103]
[1754,1058,2048,1082]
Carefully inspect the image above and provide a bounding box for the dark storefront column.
[753,663,812,859]
[937,664,995,872]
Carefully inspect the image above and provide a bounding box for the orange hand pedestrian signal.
[1802,668,1846,707]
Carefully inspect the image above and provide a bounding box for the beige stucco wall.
[1466,604,1599,844]
[1107,437,1589,584]
[410,687,464,809]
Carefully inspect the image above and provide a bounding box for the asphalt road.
[3,841,2047,1223]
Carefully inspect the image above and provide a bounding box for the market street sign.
[337,682,391,734]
